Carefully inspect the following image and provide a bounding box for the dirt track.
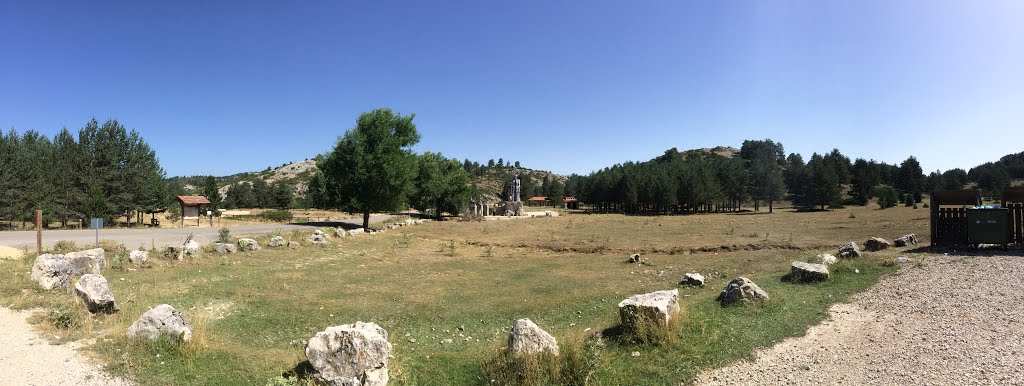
[0,215,392,251]
[697,254,1024,385]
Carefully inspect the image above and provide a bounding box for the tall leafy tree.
[411,152,471,219]
[806,153,841,209]
[202,176,222,215]
[318,108,421,229]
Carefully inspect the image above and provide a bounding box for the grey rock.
[65,248,105,275]
[618,289,680,328]
[184,240,201,257]
[508,318,559,355]
[308,233,328,245]
[127,304,192,341]
[237,238,260,251]
[348,228,365,236]
[788,261,831,283]
[335,228,348,238]
[74,274,119,314]
[864,237,892,252]
[680,273,705,286]
[894,234,919,247]
[30,254,73,290]
[717,277,769,306]
[305,321,392,386]
[627,253,641,264]
[214,243,237,254]
[269,236,285,247]
[129,250,148,265]
[817,253,838,265]
[839,242,861,258]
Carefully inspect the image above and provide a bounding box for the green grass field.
[0,204,929,385]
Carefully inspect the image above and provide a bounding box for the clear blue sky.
[2,1,1022,177]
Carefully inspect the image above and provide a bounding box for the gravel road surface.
[0,215,392,251]
[697,254,1024,385]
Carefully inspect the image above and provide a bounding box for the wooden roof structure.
[527,196,548,201]
[563,196,578,202]
[176,195,211,205]
[1003,187,1024,204]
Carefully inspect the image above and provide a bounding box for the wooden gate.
[1003,187,1024,245]
[933,207,968,245]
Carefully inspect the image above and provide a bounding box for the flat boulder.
[680,273,705,286]
[30,254,73,290]
[816,253,837,265]
[717,277,769,306]
[787,261,830,283]
[65,248,105,275]
[618,289,680,328]
[508,318,559,355]
[74,274,119,314]
[129,250,148,265]
[237,238,260,251]
[215,243,237,254]
[838,242,861,258]
[305,321,392,386]
[127,304,192,341]
[348,228,365,236]
[894,234,919,247]
[864,237,892,252]
[269,236,285,247]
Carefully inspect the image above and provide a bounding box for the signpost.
[36,210,42,255]
[90,218,103,248]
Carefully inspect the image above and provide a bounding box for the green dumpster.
[967,208,1009,245]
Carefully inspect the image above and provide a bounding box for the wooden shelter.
[929,190,980,246]
[562,196,580,210]
[1002,187,1024,245]
[176,195,210,227]
[527,196,547,207]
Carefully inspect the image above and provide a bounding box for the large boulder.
[864,237,892,252]
[129,250,148,265]
[508,318,559,355]
[717,277,769,306]
[237,238,260,251]
[214,243,237,254]
[787,261,830,283]
[335,228,348,238]
[184,240,201,257]
[838,242,861,258]
[65,248,105,275]
[348,228,365,237]
[816,253,837,265]
[30,254,73,290]
[680,273,705,287]
[305,322,392,386]
[894,234,919,247]
[618,289,680,329]
[74,274,119,314]
[127,304,192,341]
[269,236,285,247]
[627,253,641,264]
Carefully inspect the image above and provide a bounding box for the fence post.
[36,210,42,255]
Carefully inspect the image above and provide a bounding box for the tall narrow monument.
[507,173,524,216]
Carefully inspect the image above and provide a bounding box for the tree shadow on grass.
[281,360,317,382]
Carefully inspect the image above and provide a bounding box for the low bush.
[259,209,294,222]
[51,240,78,254]
[480,337,604,386]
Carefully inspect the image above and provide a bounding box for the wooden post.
[35,210,42,255]
[929,193,938,247]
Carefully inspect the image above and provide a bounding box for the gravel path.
[0,308,130,386]
[697,254,1024,385]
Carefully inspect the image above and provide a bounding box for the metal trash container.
[967,208,1009,245]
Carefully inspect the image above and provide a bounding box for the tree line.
[572,139,981,215]
[0,119,167,228]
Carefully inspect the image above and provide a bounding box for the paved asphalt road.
[0,215,392,251]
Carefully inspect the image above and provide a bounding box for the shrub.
[259,209,294,222]
[480,337,604,386]
[218,227,231,243]
[47,304,81,330]
[875,186,899,209]
[880,257,898,267]
[51,240,78,254]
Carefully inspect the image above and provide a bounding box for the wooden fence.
[933,207,968,245]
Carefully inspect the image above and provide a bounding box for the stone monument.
[506,173,524,216]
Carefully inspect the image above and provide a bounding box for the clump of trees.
[307,108,473,228]
[222,179,294,210]
[0,119,167,228]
